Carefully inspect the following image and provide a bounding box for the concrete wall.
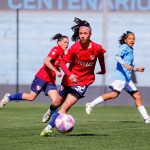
[0,11,150,87]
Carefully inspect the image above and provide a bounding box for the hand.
[135,67,145,72]
[96,71,105,74]
[69,74,78,83]
[123,64,134,70]
[56,71,62,78]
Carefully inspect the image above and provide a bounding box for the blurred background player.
[85,31,150,124]
[40,17,106,136]
[0,33,69,123]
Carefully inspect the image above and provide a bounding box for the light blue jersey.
[114,44,134,81]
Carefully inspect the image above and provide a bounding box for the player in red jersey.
[40,18,106,136]
[0,33,69,122]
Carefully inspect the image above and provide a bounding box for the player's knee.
[111,92,119,99]
[52,100,62,107]
[134,92,142,100]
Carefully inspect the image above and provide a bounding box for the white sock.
[138,105,149,120]
[45,124,52,131]
[90,96,104,107]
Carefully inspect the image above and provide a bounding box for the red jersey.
[60,41,106,86]
[36,46,64,84]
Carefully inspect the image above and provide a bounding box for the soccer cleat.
[40,128,52,137]
[42,108,58,123]
[42,109,51,123]
[0,93,11,108]
[144,117,150,124]
[85,103,93,115]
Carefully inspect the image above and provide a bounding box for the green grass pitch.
[0,102,150,150]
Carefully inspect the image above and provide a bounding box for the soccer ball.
[55,114,75,133]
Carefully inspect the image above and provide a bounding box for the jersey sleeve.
[99,45,106,54]
[59,60,72,76]
[116,44,127,57]
[47,47,59,60]
[114,55,125,65]
[96,45,106,59]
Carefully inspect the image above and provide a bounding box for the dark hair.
[71,17,91,42]
[51,33,68,42]
[119,31,134,45]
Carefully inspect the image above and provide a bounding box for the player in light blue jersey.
[86,31,150,124]
[114,43,134,81]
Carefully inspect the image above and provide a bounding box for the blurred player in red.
[40,17,106,136]
[0,33,69,122]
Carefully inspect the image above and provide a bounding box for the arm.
[96,54,106,74]
[44,56,62,77]
[59,59,72,77]
[134,67,145,72]
[115,55,134,71]
[60,60,78,83]
[114,55,125,65]
[59,49,78,82]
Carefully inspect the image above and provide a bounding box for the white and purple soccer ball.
[55,114,75,133]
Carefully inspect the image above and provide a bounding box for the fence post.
[102,0,109,105]
[16,9,19,93]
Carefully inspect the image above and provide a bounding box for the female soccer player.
[0,33,69,122]
[85,31,150,123]
[40,17,106,136]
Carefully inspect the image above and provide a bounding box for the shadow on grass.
[119,120,141,123]
[66,133,109,137]
[41,132,110,138]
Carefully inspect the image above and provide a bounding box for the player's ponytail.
[71,17,91,42]
[51,33,68,42]
[119,31,134,45]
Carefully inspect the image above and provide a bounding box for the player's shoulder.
[51,46,63,54]
[120,44,134,53]
[68,41,81,53]
[71,41,80,49]
[91,41,106,53]
[49,46,61,56]
[120,44,129,50]
[51,46,59,51]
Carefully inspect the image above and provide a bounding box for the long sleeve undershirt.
[114,55,125,65]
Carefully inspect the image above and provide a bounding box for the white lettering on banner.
[38,0,52,9]
[7,0,53,10]
[137,0,150,10]
[115,0,129,10]
[6,0,150,11]
[24,0,36,10]
[8,0,22,9]
[82,0,97,10]
[130,0,136,10]
[57,0,63,10]
[68,0,80,10]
